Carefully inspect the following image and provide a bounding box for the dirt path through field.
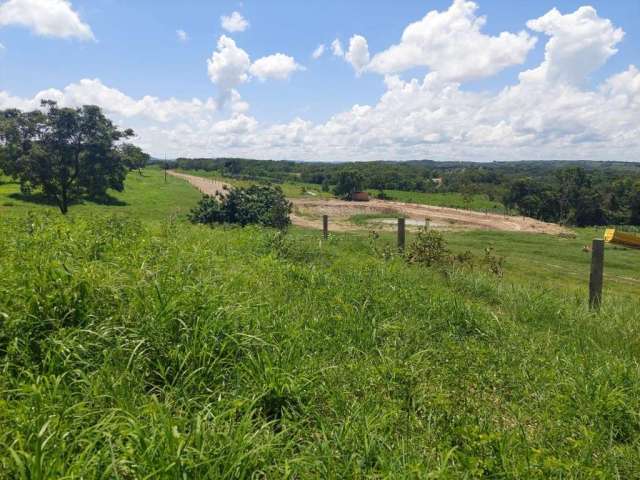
[169,170,568,235]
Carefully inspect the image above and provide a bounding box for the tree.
[333,170,364,200]
[0,100,133,214]
[119,143,150,175]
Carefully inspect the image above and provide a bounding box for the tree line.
[0,101,149,214]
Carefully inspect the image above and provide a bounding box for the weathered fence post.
[589,238,604,309]
[397,218,406,251]
[322,215,329,239]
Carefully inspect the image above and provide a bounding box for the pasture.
[1,170,640,478]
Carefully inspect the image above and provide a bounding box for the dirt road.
[169,170,568,235]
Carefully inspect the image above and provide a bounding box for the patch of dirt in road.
[169,171,569,235]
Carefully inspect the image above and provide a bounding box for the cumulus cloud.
[206,36,303,102]
[312,44,325,59]
[207,35,251,101]
[0,0,94,40]
[521,6,625,85]
[221,11,249,33]
[1,3,638,162]
[0,78,217,122]
[250,53,303,81]
[367,0,536,82]
[176,29,188,42]
[602,65,640,109]
[331,38,344,57]
[345,35,370,75]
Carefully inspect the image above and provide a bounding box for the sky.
[0,0,639,162]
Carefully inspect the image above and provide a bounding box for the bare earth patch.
[169,171,569,235]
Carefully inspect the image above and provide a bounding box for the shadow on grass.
[9,192,128,208]
[89,194,128,206]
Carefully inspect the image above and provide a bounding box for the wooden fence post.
[322,215,329,239]
[398,218,406,251]
[589,238,604,309]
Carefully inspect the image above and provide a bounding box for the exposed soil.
[169,171,569,235]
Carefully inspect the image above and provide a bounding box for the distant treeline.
[168,157,640,226]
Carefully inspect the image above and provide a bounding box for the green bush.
[405,227,449,266]
[189,184,292,229]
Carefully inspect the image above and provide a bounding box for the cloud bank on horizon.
[0,0,639,162]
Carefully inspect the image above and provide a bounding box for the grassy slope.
[1,169,640,477]
[0,169,201,222]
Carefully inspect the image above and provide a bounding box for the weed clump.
[405,227,506,276]
[405,227,449,266]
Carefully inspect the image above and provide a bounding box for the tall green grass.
[1,210,640,478]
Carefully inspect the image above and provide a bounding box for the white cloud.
[206,36,302,104]
[211,113,257,135]
[521,6,625,86]
[250,53,303,81]
[0,42,4,50]
[312,44,325,60]
[221,11,249,33]
[367,0,536,82]
[331,38,344,57]
[0,0,94,40]
[602,65,640,109]
[0,78,217,123]
[207,35,251,101]
[176,29,188,42]
[345,35,370,75]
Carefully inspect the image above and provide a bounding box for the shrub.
[483,247,506,277]
[405,228,506,276]
[189,184,292,229]
[405,227,449,266]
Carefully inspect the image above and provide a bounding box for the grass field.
[0,169,201,222]
[2,169,640,477]
[372,189,506,212]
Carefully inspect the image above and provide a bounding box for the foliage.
[0,100,134,214]
[405,227,506,276]
[405,227,450,266]
[333,170,364,200]
[504,167,613,226]
[189,184,292,229]
[119,143,150,175]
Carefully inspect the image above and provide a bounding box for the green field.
[372,189,505,212]
[0,169,201,222]
[2,170,640,477]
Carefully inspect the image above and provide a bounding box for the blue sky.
[1,0,639,161]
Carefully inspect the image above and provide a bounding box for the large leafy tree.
[333,170,364,200]
[0,100,134,214]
